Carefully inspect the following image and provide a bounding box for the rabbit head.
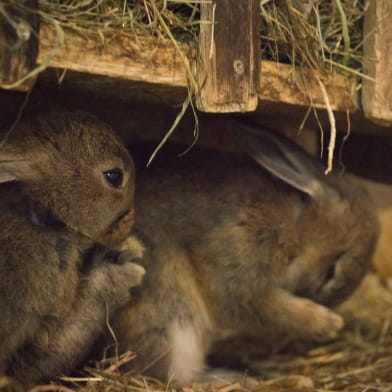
[283,176,379,307]
[232,121,379,307]
[0,108,135,246]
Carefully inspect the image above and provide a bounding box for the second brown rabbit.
[105,121,378,385]
[0,108,145,387]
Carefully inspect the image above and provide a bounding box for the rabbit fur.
[0,108,145,387]
[105,121,378,385]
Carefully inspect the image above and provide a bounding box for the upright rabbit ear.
[230,118,340,202]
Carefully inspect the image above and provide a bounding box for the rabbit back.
[134,150,301,319]
[102,150,310,383]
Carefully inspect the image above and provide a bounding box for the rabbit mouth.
[103,209,135,244]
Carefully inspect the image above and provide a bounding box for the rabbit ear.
[0,157,31,183]
[230,119,340,202]
[0,144,41,184]
[0,171,16,182]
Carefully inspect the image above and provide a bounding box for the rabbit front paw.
[117,235,145,259]
[108,261,145,308]
[88,259,145,312]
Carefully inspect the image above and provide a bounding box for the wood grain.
[362,0,392,125]
[195,0,260,113]
[36,24,355,111]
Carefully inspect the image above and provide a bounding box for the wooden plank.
[0,0,38,91]
[37,24,188,89]
[362,0,392,125]
[36,24,355,111]
[259,61,356,111]
[38,68,189,107]
[195,0,260,113]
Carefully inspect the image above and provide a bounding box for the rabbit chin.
[97,209,136,246]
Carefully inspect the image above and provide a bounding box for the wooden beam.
[195,0,260,113]
[0,0,39,91]
[36,24,355,111]
[259,61,356,112]
[37,25,188,89]
[362,0,392,126]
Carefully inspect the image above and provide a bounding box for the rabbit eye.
[103,169,124,188]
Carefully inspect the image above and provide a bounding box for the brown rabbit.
[105,121,378,385]
[229,122,379,308]
[206,124,382,369]
[0,108,145,387]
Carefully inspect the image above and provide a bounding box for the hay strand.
[317,78,336,174]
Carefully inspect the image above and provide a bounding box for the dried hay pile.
[260,0,366,76]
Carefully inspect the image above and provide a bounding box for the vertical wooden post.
[196,0,260,113]
[0,0,39,91]
[362,0,392,125]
